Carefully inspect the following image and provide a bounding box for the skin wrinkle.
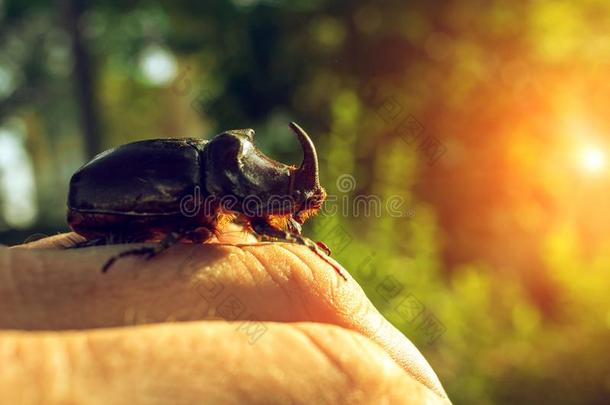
[268,245,334,323]
[241,246,297,313]
[12,335,39,403]
[13,334,71,403]
[232,323,310,404]
[294,327,357,397]
[236,324,294,404]
[270,323,344,404]
[238,245,270,287]
[81,330,112,387]
[282,242,345,288]
[247,246,316,319]
[275,244,319,284]
[237,246,307,324]
[296,325,393,403]
[216,245,251,283]
[45,335,73,402]
[279,244,344,313]
[177,244,222,287]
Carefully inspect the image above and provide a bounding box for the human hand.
[0,229,450,404]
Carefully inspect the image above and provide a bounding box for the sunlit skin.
[0,228,450,404]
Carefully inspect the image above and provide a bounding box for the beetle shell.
[69,138,207,214]
[68,138,209,238]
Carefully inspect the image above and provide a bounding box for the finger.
[4,233,345,330]
[0,321,449,404]
[17,233,86,249]
[3,234,447,398]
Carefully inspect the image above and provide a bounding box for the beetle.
[67,122,345,279]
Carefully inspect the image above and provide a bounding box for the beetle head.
[205,122,325,221]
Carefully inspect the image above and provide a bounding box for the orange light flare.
[562,117,609,179]
[578,145,606,175]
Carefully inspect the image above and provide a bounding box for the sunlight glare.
[580,146,606,174]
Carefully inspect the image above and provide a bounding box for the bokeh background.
[2,0,610,403]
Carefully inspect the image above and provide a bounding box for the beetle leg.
[101,247,156,273]
[251,221,290,242]
[251,221,313,250]
[101,231,184,273]
[151,231,184,255]
[286,217,302,235]
[314,241,332,256]
[251,222,329,257]
[251,221,347,281]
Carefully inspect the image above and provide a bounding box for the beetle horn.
[289,122,320,191]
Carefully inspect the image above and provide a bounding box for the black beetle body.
[68,137,208,239]
[66,123,342,277]
[69,138,206,215]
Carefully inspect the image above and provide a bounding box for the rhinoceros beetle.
[67,122,345,279]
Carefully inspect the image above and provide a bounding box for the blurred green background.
[2,0,610,403]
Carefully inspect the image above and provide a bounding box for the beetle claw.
[315,241,332,256]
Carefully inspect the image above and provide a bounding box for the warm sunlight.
[580,145,606,175]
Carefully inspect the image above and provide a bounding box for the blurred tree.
[62,0,102,158]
